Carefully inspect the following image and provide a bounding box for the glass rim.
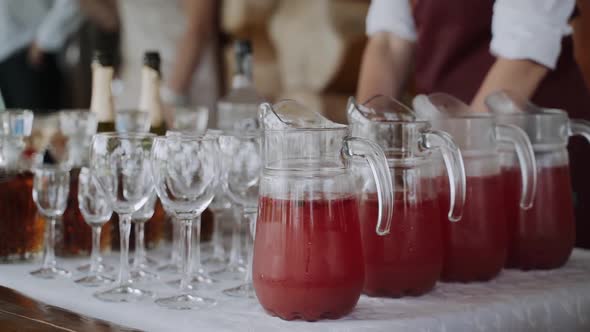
[156,133,217,142]
[33,164,71,172]
[262,126,347,134]
[115,109,150,114]
[0,109,34,115]
[94,132,157,139]
[492,108,569,120]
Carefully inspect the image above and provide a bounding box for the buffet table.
[0,249,589,331]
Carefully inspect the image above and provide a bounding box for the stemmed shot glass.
[30,165,71,279]
[130,192,159,281]
[91,132,155,302]
[75,167,114,286]
[151,134,218,310]
[218,131,261,298]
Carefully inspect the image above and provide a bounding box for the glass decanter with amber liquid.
[54,110,112,256]
[0,110,44,262]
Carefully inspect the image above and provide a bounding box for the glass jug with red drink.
[252,100,394,321]
[413,93,537,282]
[347,95,466,297]
[486,91,588,269]
[0,110,44,262]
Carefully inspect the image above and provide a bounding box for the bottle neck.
[232,54,253,89]
[138,66,163,128]
[90,63,114,123]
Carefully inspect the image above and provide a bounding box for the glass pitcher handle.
[569,119,590,142]
[423,130,465,222]
[343,136,394,236]
[496,124,537,209]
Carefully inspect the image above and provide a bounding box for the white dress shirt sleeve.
[35,0,83,51]
[491,0,576,69]
[366,0,417,42]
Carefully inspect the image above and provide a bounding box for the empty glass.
[91,132,155,302]
[173,107,209,134]
[58,110,98,168]
[218,130,262,298]
[115,109,151,133]
[30,165,71,279]
[130,192,159,281]
[151,134,218,310]
[75,167,114,286]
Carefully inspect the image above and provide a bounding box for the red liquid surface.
[359,194,442,297]
[503,165,575,269]
[440,174,507,282]
[253,196,364,321]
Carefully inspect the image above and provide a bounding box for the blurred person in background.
[0,0,83,110]
[357,0,590,247]
[116,0,220,128]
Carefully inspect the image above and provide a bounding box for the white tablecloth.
[0,249,589,332]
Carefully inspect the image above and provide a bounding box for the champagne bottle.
[138,51,166,135]
[90,51,115,132]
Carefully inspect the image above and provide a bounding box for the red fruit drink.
[503,165,575,269]
[359,193,442,296]
[440,174,507,282]
[253,195,365,321]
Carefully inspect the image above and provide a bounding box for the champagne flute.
[91,132,155,302]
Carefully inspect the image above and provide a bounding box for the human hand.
[27,42,44,68]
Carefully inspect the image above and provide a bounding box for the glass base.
[155,293,216,310]
[94,284,154,303]
[130,268,159,282]
[77,262,114,273]
[203,255,227,270]
[167,271,217,289]
[75,274,114,287]
[211,264,246,281]
[30,266,71,279]
[131,256,160,269]
[223,283,256,299]
[158,262,182,274]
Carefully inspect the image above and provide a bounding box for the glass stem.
[133,221,146,268]
[89,226,102,274]
[117,214,132,284]
[228,210,242,267]
[192,215,202,273]
[212,212,225,259]
[243,211,257,285]
[180,218,193,291]
[42,217,57,269]
[171,218,180,265]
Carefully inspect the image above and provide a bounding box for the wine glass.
[172,107,209,134]
[115,109,150,133]
[91,132,155,302]
[130,191,159,281]
[151,134,218,310]
[30,165,71,279]
[75,167,114,286]
[218,131,261,298]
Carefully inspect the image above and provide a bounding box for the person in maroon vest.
[357,0,590,248]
